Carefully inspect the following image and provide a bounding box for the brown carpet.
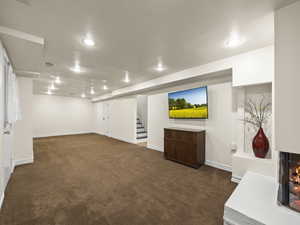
[0,134,236,225]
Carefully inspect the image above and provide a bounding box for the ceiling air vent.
[45,62,54,67]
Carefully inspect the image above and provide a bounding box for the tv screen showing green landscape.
[168,86,208,119]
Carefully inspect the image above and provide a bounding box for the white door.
[1,57,13,189]
[102,102,110,136]
[0,50,4,196]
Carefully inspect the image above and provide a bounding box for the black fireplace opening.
[278,152,300,212]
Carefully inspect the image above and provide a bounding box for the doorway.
[136,95,148,145]
[102,102,110,137]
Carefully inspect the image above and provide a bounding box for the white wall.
[147,81,235,170]
[275,1,300,154]
[137,95,148,129]
[32,95,94,137]
[147,93,168,151]
[94,97,137,143]
[232,46,274,86]
[13,77,33,164]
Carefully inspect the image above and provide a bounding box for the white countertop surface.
[224,171,300,225]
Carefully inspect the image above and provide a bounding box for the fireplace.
[278,152,300,212]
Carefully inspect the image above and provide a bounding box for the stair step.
[137,131,147,134]
[137,136,147,139]
[137,132,147,137]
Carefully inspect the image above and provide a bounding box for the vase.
[252,127,269,158]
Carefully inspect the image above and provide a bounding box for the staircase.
[136,117,147,142]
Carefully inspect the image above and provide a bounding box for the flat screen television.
[168,86,208,119]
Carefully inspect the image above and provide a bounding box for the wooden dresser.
[164,127,205,168]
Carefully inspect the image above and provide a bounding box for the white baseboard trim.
[205,160,232,172]
[33,131,94,138]
[136,138,147,143]
[14,157,34,167]
[231,175,242,183]
[146,144,163,152]
[91,132,137,145]
[0,191,4,210]
[11,160,15,173]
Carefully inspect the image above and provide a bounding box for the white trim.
[136,138,147,143]
[223,216,239,225]
[0,191,4,210]
[231,175,242,183]
[93,133,137,145]
[147,144,163,152]
[11,160,15,173]
[0,26,44,45]
[33,131,94,138]
[14,157,33,167]
[115,136,137,144]
[94,132,137,145]
[205,160,232,172]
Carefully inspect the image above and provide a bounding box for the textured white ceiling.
[0,0,296,98]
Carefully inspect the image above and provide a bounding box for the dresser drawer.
[175,130,196,142]
[164,129,176,139]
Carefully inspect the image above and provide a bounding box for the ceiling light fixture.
[71,62,81,73]
[81,93,86,98]
[224,32,245,48]
[90,87,95,95]
[103,85,108,90]
[83,37,95,47]
[46,90,52,95]
[155,61,166,72]
[49,82,56,90]
[124,71,130,83]
[55,76,61,84]
[82,34,95,47]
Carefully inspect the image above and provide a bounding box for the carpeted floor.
[0,134,236,225]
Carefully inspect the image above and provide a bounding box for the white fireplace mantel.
[224,171,300,225]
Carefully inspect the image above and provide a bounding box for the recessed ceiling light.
[70,63,81,73]
[83,37,95,47]
[49,82,57,90]
[90,87,95,95]
[103,85,108,90]
[55,76,61,84]
[124,71,130,83]
[81,93,86,98]
[224,32,245,48]
[155,62,167,72]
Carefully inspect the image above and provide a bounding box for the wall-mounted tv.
[168,86,208,119]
